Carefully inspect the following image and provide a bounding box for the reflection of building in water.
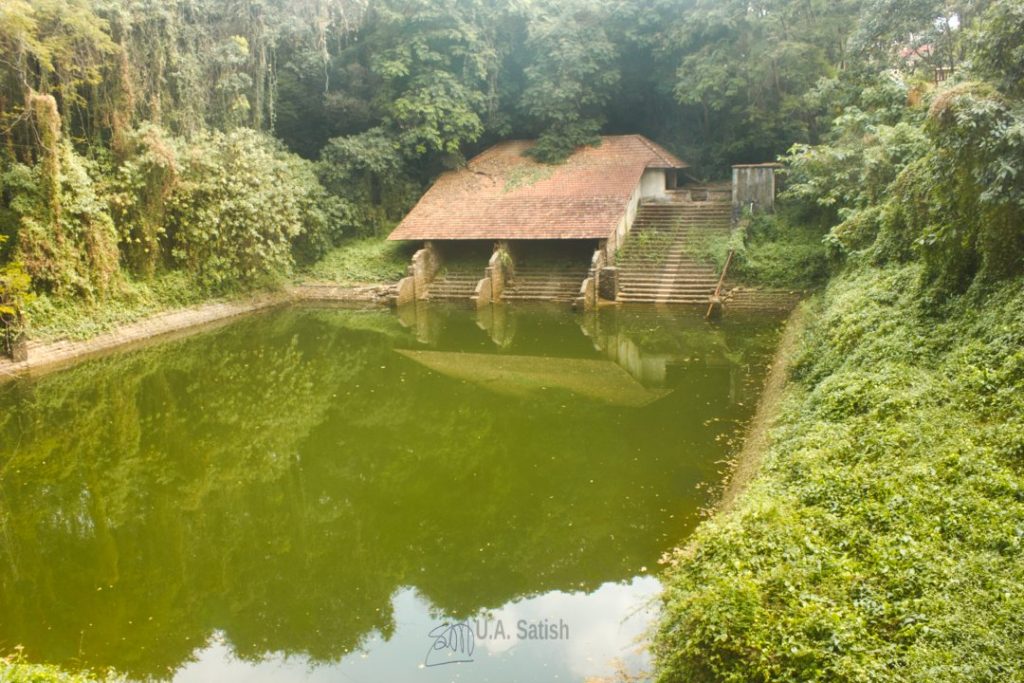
[581,309,743,398]
[476,302,516,348]
[394,303,780,407]
[395,349,669,407]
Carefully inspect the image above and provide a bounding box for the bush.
[300,237,415,285]
[654,264,1024,682]
[0,649,119,682]
[164,129,340,290]
[0,235,34,349]
[316,128,419,237]
[3,144,120,298]
[730,212,831,289]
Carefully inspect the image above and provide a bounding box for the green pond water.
[0,303,785,682]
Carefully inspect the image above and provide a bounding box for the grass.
[299,237,414,285]
[15,238,412,345]
[654,262,1024,682]
[24,271,217,343]
[696,212,830,290]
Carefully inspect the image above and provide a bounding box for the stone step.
[505,290,585,296]
[619,291,712,299]
[620,279,717,287]
[640,206,730,211]
[628,228,728,234]
[619,290,714,297]
[616,202,729,305]
[620,287,716,295]
[632,222,728,227]
[620,268,718,276]
[501,295,576,302]
[618,263,717,268]
[511,272,588,278]
[618,297,710,305]
[634,229,727,233]
[619,279,717,285]
[617,265,718,272]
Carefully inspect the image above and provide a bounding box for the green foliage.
[316,128,416,236]
[969,0,1024,99]
[3,141,120,298]
[857,83,1024,294]
[701,211,831,289]
[23,270,205,343]
[782,32,1024,295]
[366,0,497,158]
[521,0,619,163]
[107,124,181,276]
[0,0,116,120]
[1,650,118,682]
[662,0,856,171]
[300,237,416,285]
[782,77,929,219]
[164,129,338,289]
[0,236,34,347]
[655,263,1024,682]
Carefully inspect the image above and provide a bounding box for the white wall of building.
[640,169,667,200]
[607,179,645,261]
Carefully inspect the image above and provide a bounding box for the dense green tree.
[520,0,620,163]
[969,0,1024,98]
[2,0,1022,314]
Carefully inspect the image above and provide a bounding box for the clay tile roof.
[387,135,687,241]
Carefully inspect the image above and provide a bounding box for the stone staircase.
[502,262,590,302]
[616,202,732,305]
[425,267,481,301]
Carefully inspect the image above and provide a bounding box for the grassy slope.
[19,238,411,344]
[655,263,1024,682]
[298,237,413,285]
[24,271,215,343]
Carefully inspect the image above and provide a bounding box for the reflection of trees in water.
[0,307,778,678]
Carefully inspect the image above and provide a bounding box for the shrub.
[654,264,1024,682]
[730,212,830,289]
[164,129,339,290]
[4,144,120,299]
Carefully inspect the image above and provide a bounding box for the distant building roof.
[387,135,687,241]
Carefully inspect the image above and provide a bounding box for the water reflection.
[0,304,784,680]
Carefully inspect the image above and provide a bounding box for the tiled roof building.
[387,135,687,242]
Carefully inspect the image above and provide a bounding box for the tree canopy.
[1,0,1022,305]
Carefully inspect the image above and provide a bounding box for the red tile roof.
[387,135,687,241]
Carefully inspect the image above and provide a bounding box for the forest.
[2,0,1024,681]
[2,0,1020,339]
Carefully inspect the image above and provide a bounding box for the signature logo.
[424,622,475,667]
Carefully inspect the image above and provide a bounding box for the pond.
[0,303,785,682]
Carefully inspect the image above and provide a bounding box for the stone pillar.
[395,276,416,306]
[577,277,597,311]
[487,241,512,302]
[473,277,492,308]
[411,241,441,300]
[598,266,618,302]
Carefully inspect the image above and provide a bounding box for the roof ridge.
[632,134,677,167]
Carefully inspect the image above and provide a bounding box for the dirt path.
[0,283,393,383]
